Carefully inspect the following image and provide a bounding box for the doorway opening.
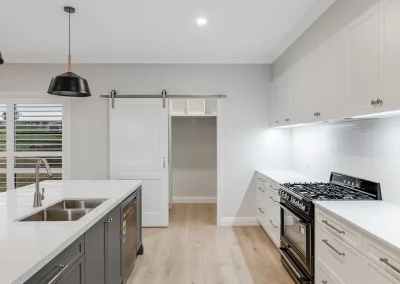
[168,99,220,225]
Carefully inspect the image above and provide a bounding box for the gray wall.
[273,0,379,78]
[0,63,289,218]
[171,117,217,200]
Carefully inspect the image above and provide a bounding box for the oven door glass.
[282,207,308,257]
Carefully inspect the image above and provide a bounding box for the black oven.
[279,201,313,283]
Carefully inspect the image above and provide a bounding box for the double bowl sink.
[19,199,107,222]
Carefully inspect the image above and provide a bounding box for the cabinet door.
[317,33,349,120]
[349,5,380,116]
[380,0,400,110]
[56,256,85,284]
[276,72,291,124]
[269,80,281,126]
[85,217,107,284]
[107,206,123,284]
[291,55,317,123]
[362,256,400,284]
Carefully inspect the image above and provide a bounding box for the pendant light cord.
[67,11,72,72]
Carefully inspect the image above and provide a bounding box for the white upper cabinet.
[317,32,349,121]
[380,0,400,110]
[268,2,400,127]
[291,55,318,123]
[348,5,380,116]
[269,71,291,126]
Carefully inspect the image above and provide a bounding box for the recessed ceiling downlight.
[197,17,208,26]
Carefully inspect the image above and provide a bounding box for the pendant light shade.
[48,6,91,97]
[0,51,4,65]
[48,72,91,97]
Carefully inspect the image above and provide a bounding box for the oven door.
[280,202,313,277]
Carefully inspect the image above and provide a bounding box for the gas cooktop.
[282,182,376,201]
[279,172,382,215]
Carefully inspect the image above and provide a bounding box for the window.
[0,101,66,191]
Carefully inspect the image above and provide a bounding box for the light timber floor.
[127,203,294,284]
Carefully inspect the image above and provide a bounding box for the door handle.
[163,157,166,169]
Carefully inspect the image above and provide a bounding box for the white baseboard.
[220,217,260,227]
[173,196,217,203]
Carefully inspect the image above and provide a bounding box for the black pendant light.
[0,51,4,65]
[48,6,91,97]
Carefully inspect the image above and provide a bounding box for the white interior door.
[110,98,169,227]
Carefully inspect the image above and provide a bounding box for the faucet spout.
[33,158,52,207]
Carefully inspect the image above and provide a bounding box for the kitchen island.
[0,179,142,284]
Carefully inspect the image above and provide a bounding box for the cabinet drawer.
[315,259,343,284]
[265,191,280,218]
[316,209,361,250]
[362,253,400,284]
[316,225,362,284]
[264,211,280,247]
[256,182,268,203]
[364,235,400,281]
[26,236,84,284]
[257,200,268,220]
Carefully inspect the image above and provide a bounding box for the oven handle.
[279,248,302,279]
[279,202,311,224]
[279,248,312,282]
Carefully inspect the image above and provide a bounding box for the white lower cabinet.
[256,172,281,248]
[315,225,362,284]
[316,207,400,284]
[315,259,343,284]
[362,257,400,284]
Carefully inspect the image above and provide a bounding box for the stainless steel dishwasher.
[122,192,138,283]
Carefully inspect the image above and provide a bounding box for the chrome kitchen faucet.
[33,158,53,207]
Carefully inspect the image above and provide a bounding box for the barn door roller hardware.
[101,90,227,109]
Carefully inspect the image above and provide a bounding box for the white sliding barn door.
[110,99,169,227]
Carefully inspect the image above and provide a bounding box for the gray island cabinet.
[24,188,142,284]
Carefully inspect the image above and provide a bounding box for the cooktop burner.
[282,182,376,201]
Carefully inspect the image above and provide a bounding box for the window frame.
[0,92,71,190]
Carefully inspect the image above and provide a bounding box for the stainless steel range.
[278,172,382,284]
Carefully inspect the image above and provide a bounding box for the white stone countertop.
[257,169,324,184]
[0,179,142,284]
[314,200,400,252]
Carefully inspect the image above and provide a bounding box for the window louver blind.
[14,156,62,188]
[0,157,5,192]
[14,104,62,152]
[12,104,63,189]
[0,104,6,191]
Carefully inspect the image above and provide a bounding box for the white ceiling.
[0,0,335,64]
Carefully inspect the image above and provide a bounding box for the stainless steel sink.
[19,208,92,222]
[18,199,107,222]
[48,199,107,210]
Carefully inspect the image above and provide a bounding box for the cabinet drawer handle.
[47,264,69,284]
[380,258,400,274]
[322,239,345,256]
[269,184,279,191]
[376,99,383,105]
[258,207,265,214]
[371,100,376,106]
[105,218,113,223]
[269,220,278,229]
[285,118,290,122]
[269,196,278,203]
[322,281,328,284]
[322,220,345,234]
[258,187,265,192]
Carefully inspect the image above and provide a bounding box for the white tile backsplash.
[291,118,400,205]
